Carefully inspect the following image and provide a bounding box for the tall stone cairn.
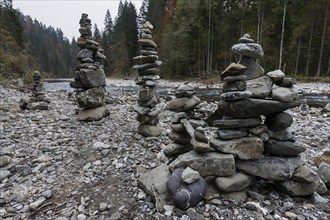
[70,13,108,121]
[133,21,162,137]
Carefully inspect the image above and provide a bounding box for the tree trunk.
[306,11,315,76]
[257,0,261,44]
[294,34,302,75]
[316,0,329,77]
[206,0,211,76]
[327,57,330,75]
[279,0,287,70]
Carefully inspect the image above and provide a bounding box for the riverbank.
[0,81,329,219]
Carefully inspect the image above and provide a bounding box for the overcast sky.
[13,0,143,40]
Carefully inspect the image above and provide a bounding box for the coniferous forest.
[0,0,330,82]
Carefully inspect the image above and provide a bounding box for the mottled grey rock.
[77,104,109,121]
[264,112,293,131]
[169,131,191,144]
[175,83,196,98]
[223,75,248,82]
[217,98,300,119]
[222,80,247,92]
[169,151,235,177]
[239,34,254,43]
[236,156,302,181]
[138,67,160,76]
[311,192,329,204]
[138,86,156,102]
[269,128,293,141]
[218,129,248,140]
[210,137,264,160]
[76,86,106,108]
[0,170,10,181]
[26,102,49,110]
[266,70,285,81]
[182,167,201,184]
[138,38,157,48]
[29,196,47,210]
[248,124,268,135]
[264,140,307,156]
[79,69,106,88]
[275,78,297,87]
[221,91,252,100]
[163,143,192,156]
[133,55,158,65]
[271,86,299,103]
[77,49,94,60]
[167,96,201,112]
[239,57,264,80]
[138,124,162,137]
[190,139,215,153]
[274,179,318,196]
[213,117,262,129]
[232,43,264,59]
[220,63,247,80]
[0,155,11,167]
[215,172,256,192]
[246,76,273,98]
[317,163,330,187]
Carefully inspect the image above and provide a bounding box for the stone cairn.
[70,13,108,121]
[20,71,49,110]
[133,21,162,137]
[138,34,329,213]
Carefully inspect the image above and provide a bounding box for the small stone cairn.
[20,71,49,110]
[70,13,108,121]
[133,21,162,136]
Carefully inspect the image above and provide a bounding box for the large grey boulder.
[217,98,300,119]
[220,63,247,80]
[213,117,262,129]
[210,137,264,160]
[236,156,302,181]
[271,86,299,103]
[239,57,264,80]
[232,43,264,59]
[138,124,162,137]
[169,151,235,177]
[166,96,201,112]
[317,163,330,187]
[77,105,109,121]
[79,69,106,88]
[264,112,293,131]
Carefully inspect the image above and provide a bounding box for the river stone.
[215,172,256,192]
[264,112,293,131]
[236,156,302,181]
[144,21,153,29]
[213,117,262,129]
[138,164,171,211]
[271,86,299,103]
[221,91,252,100]
[190,139,215,153]
[239,57,264,80]
[139,86,156,102]
[223,75,248,82]
[217,98,300,119]
[138,38,157,48]
[138,67,160,76]
[136,112,158,124]
[264,140,307,156]
[268,128,293,141]
[79,69,106,88]
[77,105,109,121]
[210,137,264,160]
[266,70,285,81]
[140,49,158,56]
[175,83,196,98]
[138,95,157,108]
[170,123,186,133]
[220,63,247,79]
[169,131,191,144]
[0,170,10,181]
[167,168,207,210]
[182,167,201,184]
[317,163,330,187]
[133,55,158,65]
[0,155,12,167]
[246,76,273,98]
[167,96,201,112]
[274,180,318,197]
[275,78,297,87]
[138,124,162,137]
[26,102,49,110]
[232,43,264,59]
[248,124,268,135]
[77,49,94,60]
[163,143,192,156]
[222,80,247,92]
[171,111,194,123]
[239,34,254,43]
[169,151,235,177]
[218,129,248,140]
[194,130,209,143]
[76,87,105,108]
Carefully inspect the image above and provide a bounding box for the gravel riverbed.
[0,80,329,220]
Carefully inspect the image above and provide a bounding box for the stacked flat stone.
[133,21,162,137]
[20,71,49,110]
[70,13,108,121]
[209,34,327,197]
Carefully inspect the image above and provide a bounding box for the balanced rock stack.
[210,34,328,197]
[133,21,162,137]
[165,83,211,156]
[70,13,108,121]
[20,71,49,110]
